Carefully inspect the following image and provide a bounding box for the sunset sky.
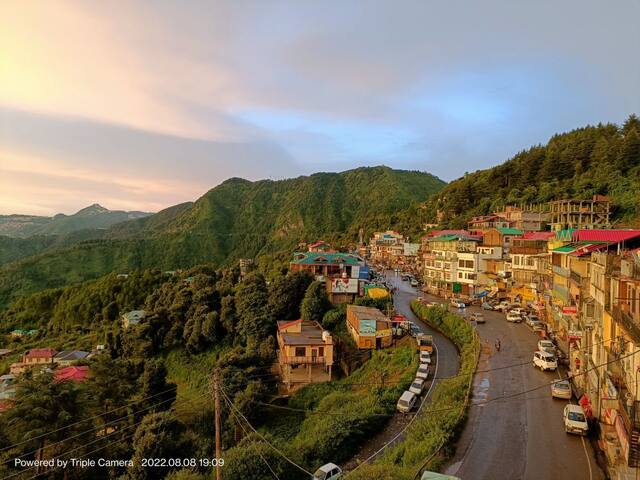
[1,1,638,215]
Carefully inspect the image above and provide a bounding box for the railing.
[510,246,545,255]
[612,305,640,344]
[278,352,327,365]
[553,265,570,277]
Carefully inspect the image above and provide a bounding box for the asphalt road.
[441,302,605,480]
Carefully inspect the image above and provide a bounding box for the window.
[295,347,306,357]
[319,347,324,357]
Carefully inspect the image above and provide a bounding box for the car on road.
[563,404,588,435]
[416,364,430,380]
[524,315,539,327]
[531,321,546,333]
[538,340,556,354]
[397,390,417,413]
[470,312,485,324]
[409,377,426,395]
[410,278,419,287]
[533,350,558,371]
[450,299,466,309]
[506,312,522,323]
[551,379,572,399]
[312,463,343,480]
[509,307,525,315]
[409,323,423,337]
[419,351,432,364]
[494,301,511,312]
[481,302,494,310]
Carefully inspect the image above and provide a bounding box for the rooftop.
[24,348,58,359]
[291,252,362,266]
[55,350,90,361]
[55,366,90,383]
[496,227,524,236]
[277,320,328,346]
[572,229,640,243]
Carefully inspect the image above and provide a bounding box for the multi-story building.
[368,231,404,267]
[549,195,611,231]
[495,205,550,231]
[467,215,512,234]
[276,319,334,391]
[509,232,554,305]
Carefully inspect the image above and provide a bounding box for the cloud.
[1,0,638,214]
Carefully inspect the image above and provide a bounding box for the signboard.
[568,330,583,340]
[563,306,578,315]
[359,319,376,336]
[330,278,358,294]
[376,329,392,338]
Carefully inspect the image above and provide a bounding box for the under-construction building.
[549,195,611,231]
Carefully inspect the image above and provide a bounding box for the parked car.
[563,404,588,435]
[509,307,525,315]
[533,350,557,371]
[524,315,538,327]
[397,390,417,413]
[409,323,423,337]
[312,463,343,480]
[538,339,556,353]
[450,299,466,309]
[481,302,494,310]
[409,377,426,395]
[416,364,430,380]
[470,312,485,324]
[531,321,546,333]
[506,312,522,323]
[419,351,432,364]
[551,379,572,399]
[410,279,419,287]
[495,301,510,312]
[401,274,410,281]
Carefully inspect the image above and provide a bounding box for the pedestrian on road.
[495,338,501,352]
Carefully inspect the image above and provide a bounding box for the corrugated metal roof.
[496,227,524,235]
[572,229,640,243]
[522,231,555,241]
[291,252,362,265]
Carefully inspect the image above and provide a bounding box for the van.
[533,350,557,371]
[416,364,430,380]
[397,390,417,413]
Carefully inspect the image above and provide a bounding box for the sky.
[1,1,638,215]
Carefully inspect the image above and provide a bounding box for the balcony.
[553,265,570,277]
[612,305,640,344]
[510,246,544,255]
[278,351,327,366]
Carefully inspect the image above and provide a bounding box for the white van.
[397,390,417,413]
[312,463,343,480]
[533,350,557,371]
[419,351,432,364]
[563,404,588,435]
[416,364,430,380]
[409,377,426,395]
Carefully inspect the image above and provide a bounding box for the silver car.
[551,379,572,399]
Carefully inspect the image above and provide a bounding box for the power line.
[222,395,280,480]
[0,384,178,454]
[220,388,313,477]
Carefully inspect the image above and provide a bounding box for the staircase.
[629,402,640,467]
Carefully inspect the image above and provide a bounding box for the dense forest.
[0,264,414,480]
[427,115,640,227]
[0,167,444,308]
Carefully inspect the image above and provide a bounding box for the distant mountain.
[0,166,445,307]
[0,204,153,238]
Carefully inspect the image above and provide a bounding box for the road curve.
[443,303,605,480]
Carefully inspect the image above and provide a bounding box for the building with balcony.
[276,319,334,391]
[549,195,611,231]
[495,205,550,231]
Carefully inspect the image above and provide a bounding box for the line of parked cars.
[397,347,434,413]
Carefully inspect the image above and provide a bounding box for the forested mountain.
[426,115,640,228]
[0,167,445,307]
[0,204,152,238]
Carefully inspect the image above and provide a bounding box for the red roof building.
[572,229,640,243]
[55,366,90,383]
[522,231,555,241]
[24,348,58,360]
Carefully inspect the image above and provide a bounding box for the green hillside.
[0,167,444,308]
[427,115,640,227]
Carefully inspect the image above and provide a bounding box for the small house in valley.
[121,310,145,329]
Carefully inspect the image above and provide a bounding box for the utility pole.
[213,368,222,480]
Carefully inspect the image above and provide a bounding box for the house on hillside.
[55,366,90,383]
[10,329,38,339]
[0,349,13,359]
[276,319,334,390]
[10,348,58,375]
[346,305,392,350]
[121,310,145,329]
[54,350,90,367]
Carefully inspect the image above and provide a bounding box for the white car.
[495,301,510,312]
[538,340,556,354]
[397,390,417,413]
[551,379,572,399]
[416,364,430,380]
[312,463,343,480]
[419,351,432,364]
[533,350,557,371]
[450,299,466,309]
[506,312,522,323]
[510,307,525,316]
[409,377,426,395]
[410,279,419,287]
[470,312,485,324]
[564,404,588,435]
